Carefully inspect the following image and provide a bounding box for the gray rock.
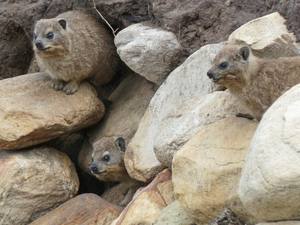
[239,83,300,222]
[115,23,181,85]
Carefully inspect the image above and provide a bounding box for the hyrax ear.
[239,46,250,61]
[58,19,67,30]
[115,137,126,152]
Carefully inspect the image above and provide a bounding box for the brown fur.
[207,45,300,120]
[90,137,144,206]
[33,10,119,94]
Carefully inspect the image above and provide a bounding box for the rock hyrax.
[90,137,143,206]
[33,10,119,94]
[207,45,300,120]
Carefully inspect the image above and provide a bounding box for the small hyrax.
[207,45,300,121]
[33,10,119,94]
[90,137,143,206]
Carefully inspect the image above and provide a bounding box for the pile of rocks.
[1,7,300,225]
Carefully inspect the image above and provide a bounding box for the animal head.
[33,18,69,58]
[90,137,128,182]
[207,45,252,89]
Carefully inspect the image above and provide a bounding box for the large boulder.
[115,23,181,85]
[125,42,225,182]
[239,83,300,222]
[29,193,122,225]
[153,91,246,168]
[0,147,79,225]
[228,12,299,58]
[0,73,104,150]
[173,117,258,225]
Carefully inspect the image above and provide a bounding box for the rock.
[125,42,225,182]
[115,23,181,85]
[154,200,194,225]
[78,73,156,175]
[257,222,300,225]
[29,193,122,225]
[228,12,299,58]
[172,117,258,225]
[0,147,79,225]
[153,91,247,168]
[239,83,300,222]
[112,169,172,225]
[0,73,105,150]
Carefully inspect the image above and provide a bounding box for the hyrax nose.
[207,70,214,79]
[35,40,43,49]
[90,163,98,173]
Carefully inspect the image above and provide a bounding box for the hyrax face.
[33,18,68,58]
[90,137,129,182]
[207,45,251,89]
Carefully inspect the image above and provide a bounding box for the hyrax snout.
[33,10,120,94]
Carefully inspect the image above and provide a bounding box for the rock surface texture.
[228,12,299,58]
[115,23,181,85]
[173,117,258,225]
[239,83,300,222]
[29,193,122,225]
[153,91,246,169]
[0,147,79,225]
[0,73,104,150]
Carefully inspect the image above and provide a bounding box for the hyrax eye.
[103,155,110,162]
[219,62,229,70]
[46,32,54,39]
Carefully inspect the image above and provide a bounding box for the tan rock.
[29,193,122,225]
[78,73,156,175]
[257,222,300,225]
[228,12,299,58]
[112,169,172,225]
[153,91,246,169]
[125,42,226,182]
[0,73,104,150]
[172,117,259,225]
[0,147,79,225]
[239,83,300,222]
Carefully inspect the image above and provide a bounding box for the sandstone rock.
[0,73,105,150]
[239,83,300,222]
[173,117,258,225]
[257,222,300,225]
[125,42,225,182]
[154,200,194,225]
[154,91,247,168]
[112,169,172,225]
[0,147,79,225]
[29,193,122,225]
[228,12,299,58]
[78,73,156,175]
[115,23,181,85]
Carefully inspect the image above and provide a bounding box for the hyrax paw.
[51,79,64,91]
[63,81,80,95]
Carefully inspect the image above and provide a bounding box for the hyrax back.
[207,45,300,120]
[33,10,120,94]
